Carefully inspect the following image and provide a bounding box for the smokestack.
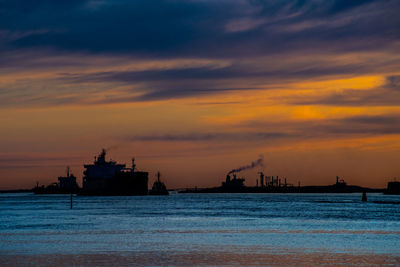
[226,174,231,183]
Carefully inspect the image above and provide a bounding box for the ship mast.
[131,157,136,172]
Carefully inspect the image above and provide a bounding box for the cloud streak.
[291,75,400,107]
[125,114,400,146]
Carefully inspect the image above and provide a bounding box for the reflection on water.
[1,193,400,266]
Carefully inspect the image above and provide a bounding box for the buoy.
[362,191,367,202]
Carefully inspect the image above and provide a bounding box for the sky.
[1,0,400,189]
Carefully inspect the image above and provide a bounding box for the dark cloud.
[1,0,399,106]
[57,61,386,84]
[319,115,400,135]
[1,0,399,57]
[236,113,400,139]
[128,132,295,142]
[0,154,83,168]
[386,75,400,91]
[126,114,400,144]
[49,60,400,103]
[1,0,210,54]
[341,115,400,125]
[133,86,252,102]
[58,66,245,83]
[293,89,400,107]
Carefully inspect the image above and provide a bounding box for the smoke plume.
[228,155,264,174]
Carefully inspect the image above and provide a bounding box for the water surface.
[1,193,399,266]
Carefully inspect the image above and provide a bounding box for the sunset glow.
[1,0,400,189]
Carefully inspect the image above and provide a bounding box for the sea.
[1,193,399,266]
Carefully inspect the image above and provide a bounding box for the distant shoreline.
[178,184,386,194]
[0,187,386,194]
[0,189,33,193]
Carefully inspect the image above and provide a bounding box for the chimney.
[259,172,264,188]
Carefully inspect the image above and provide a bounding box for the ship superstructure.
[82,149,148,195]
[222,174,245,189]
[34,166,79,194]
[58,166,79,192]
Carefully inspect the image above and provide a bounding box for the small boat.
[149,172,169,195]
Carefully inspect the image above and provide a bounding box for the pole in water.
[70,193,73,209]
[362,191,367,202]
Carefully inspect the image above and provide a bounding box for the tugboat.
[385,180,400,195]
[149,172,169,195]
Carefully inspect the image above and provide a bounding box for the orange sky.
[1,72,400,189]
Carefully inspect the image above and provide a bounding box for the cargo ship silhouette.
[34,149,169,196]
[81,149,148,195]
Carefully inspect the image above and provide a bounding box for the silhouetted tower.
[131,157,136,172]
[259,172,264,188]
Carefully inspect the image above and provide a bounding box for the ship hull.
[81,171,148,196]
